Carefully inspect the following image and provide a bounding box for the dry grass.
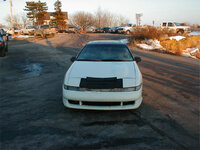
[196,51,200,59]
[160,36,200,55]
[130,26,176,42]
[129,26,200,57]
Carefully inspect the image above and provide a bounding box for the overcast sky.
[0,0,200,26]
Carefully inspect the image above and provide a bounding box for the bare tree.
[70,11,94,30]
[5,15,21,28]
[101,11,115,27]
[94,8,130,27]
[117,15,130,26]
[21,13,29,28]
[69,8,131,30]
[0,24,6,29]
[94,7,103,28]
[5,13,30,29]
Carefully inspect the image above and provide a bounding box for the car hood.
[68,61,136,79]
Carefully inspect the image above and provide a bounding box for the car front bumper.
[62,87,142,110]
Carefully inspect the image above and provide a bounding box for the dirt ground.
[0,33,199,150]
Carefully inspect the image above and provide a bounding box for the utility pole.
[136,13,143,26]
[10,0,14,35]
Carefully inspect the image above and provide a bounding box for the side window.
[168,22,174,27]
[162,22,167,26]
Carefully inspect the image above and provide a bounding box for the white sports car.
[63,40,143,110]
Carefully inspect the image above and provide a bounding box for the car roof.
[87,40,126,45]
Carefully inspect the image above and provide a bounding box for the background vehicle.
[94,28,103,33]
[34,25,56,38]
[0,29,8,57]
[7,27,21,35]
[117,24,136,35]
[109,27,119,33]
[58,29,68,33]
[68,26,80,33]
[50,26,59,33]
[94,27,111,33]
[101,27,111,33]
[161,21,191,34]
[20,26,36,35]
[58,26,80,33]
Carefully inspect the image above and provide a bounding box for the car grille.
[68,100,135,107]
[80,77,123,89]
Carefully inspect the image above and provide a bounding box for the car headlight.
[63,84,142,92]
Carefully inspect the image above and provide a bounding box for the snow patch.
[120,39,129,44]
[147,39,163,49]
[137,39,164,50]
[186,47,199,55]
[182,48,199,59]
[188,31,200,36]
[136,44,155,50]
[15,35,34,39]
[169,36,185,41]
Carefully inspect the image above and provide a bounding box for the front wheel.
[0,48,6,57]
[177,30,184,35]
[51,33,55,37]
[126,30,131,35]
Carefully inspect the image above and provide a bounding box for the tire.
[126,30,131,35]
[0,48,6,57]
[5,44,8,52]
[52,33,55,37]
[177,29,184,35]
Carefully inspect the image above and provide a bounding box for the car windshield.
[174,22,181,26]
[27,26,35,29]
[77,44,133,61]
[41,25,49,28]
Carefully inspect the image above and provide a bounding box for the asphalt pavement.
[0,33,199,150]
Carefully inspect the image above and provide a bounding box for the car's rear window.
[41,25,49,28]
[77,44,134,61]
[27,26,35,29]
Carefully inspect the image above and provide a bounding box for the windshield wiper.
[77,59,102,61]
[101,59,128,61]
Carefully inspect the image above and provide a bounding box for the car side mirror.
[135,57,141,63]
[70,56,76,62]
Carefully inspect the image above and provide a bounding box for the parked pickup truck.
[117,24,136,35]
[7,27,21,35]
[21,26,36,35]
[161,21,190,34]
[34,25,56,38]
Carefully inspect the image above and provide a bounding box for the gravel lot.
[0,33,199,150]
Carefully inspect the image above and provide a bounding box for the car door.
[168,22,175,29]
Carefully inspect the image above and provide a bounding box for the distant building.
[43,12,68,25]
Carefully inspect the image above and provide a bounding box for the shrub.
[130,26,175,41]
[160,36,200,55]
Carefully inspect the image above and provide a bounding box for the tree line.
[5,0,130,30]
[70,8,130,30]
[24,0,66,29]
